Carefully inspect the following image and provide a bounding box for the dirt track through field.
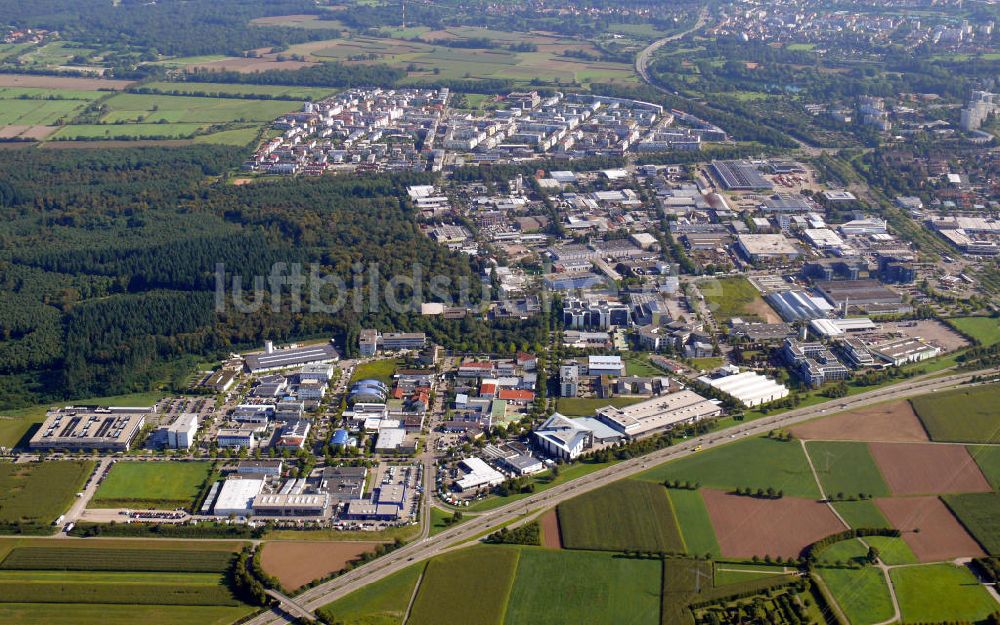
[702,489,845,559]
[876,497,985,562]
[789,401,930,443]
[869,443,992,495]
[539,509,562,549]
[260,541,380,591]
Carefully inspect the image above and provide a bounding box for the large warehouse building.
[29,406,153,452]
[595,390,721,438]
[213,478,265,517]
[244,340,339,373]
[699,367,789,407]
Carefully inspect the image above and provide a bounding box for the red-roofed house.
[497,389,535,405]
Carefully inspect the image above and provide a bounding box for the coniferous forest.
[0,147,549,408]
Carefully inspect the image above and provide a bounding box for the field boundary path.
[401,568,425,625]
[58,457,111,536]
[245,369,993,625]
[801,440,902,625]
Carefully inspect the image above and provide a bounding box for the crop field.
[555,396,645,416]
[99,93,298,124]
[91,461,211,509]
[805,441,891,498]
[701,489,845,559]
[284,31,636,86]
[0,74,132,90]
[638,437,821,499]
[701,277,779,323]
[910,384,1000,443]
[0,546,235,572]
[0,603,253,625]
[317,563,423,625]
[667,488,721,557]
[876,496,985,562]
[0,461,93,527]
[260,541,380,591]
[0,97,90,126]
[192,126,262,145]
[831,500,891,529]
[868,442,992,495]
[407,547,519,625]
[942,492,1000,555]
[817,567,894,625]
[970,445,1000,489]
[891,564,1000,623]
[948,316,1000,346]
[504,548,662,625]
[140,81,337,100]
[0,569,240,606]
[790,400,929,443]
[557,480,685,553]
[818,536,915,566]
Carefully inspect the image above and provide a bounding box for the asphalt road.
[250,368,992,624]
[635,8,709,86]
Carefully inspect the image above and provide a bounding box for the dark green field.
[407,547,519,625]
[557,480,685,553]
[942,492,1000,555]
[0,547,234,572]
[0,570,240,606]
[0,461,94,529]
[970,445,1000,490]
[638,438,821,499]
[911,384,1000,443]
[805,441,891,498]
[504,549,662,625]
[831,500,891,529]
[667,489,720,557]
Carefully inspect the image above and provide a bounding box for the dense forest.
[0,0,338,57]
[0,147,548,408]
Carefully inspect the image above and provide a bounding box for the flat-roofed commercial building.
[237,460,283,477]
[213,478,265,517]
[380,332,427,351]
[766,290,835,322]
[736,234,801,264]
[252,493,329,517]
[595,390,721,438]
[321,466,367,502]
[456,457,506,492]
[244,341,339,373]
[30,406,152,452]
[869,337,941,366]
[711,160,772,190]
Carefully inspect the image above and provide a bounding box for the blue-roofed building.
[330,429,350,446]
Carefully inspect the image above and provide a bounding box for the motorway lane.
[249,368,992,624]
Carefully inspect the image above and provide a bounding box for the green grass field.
[557,480,685,553]
[970,445,1000,490]
[140,82,336,100]
[621,352,665,378]
[0,546,234,572]
[91,461,211,510]
[638,437,821,499]
[948,317,1000,346]
[817,537,915,566]
[317,563,423,625]
[503,548,661,625]
[805,441,891,498]
[667,488,720,557]
[350,359,399,385]
[407,547,519,625]
[192,126,261,145]
[830,500,891,529]
[942,492,1000,555]
[701,277,775,323]
[555,396,645,417]
[891,564,1000,623]
[817,567,894,625]
[0,604,253,625]
[0,461,94,528]
[713,564,788,586]
[911,384,1000,443]
[99,93,299,124]
[51,123,207,140]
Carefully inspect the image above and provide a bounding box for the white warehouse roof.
[809,317,877,338]
[214,478,265,517]
[699,370,789,408]
[457,457,506,491]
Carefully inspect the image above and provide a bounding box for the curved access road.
[635,7,709,85]
[249,367,994,625]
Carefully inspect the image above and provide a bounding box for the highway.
[635,8,709,86]
[249,367,992,624]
